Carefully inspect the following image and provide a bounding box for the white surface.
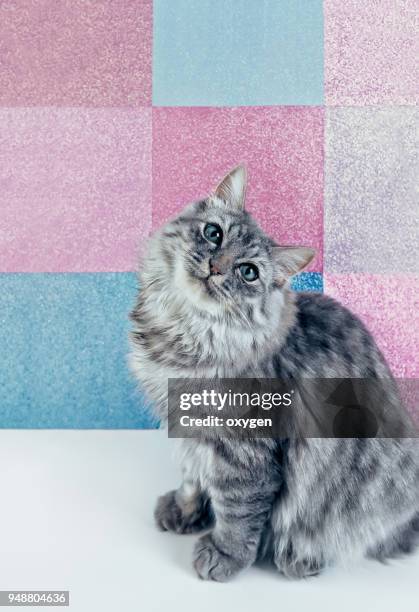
[0,430,418,612]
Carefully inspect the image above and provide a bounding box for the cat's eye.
[239,263,259,282]
[203,223,223,246]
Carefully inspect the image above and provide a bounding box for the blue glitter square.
[291,272,323,293]
[153,0,324,106]
[0,273,156,429]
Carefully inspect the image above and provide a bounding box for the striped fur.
[130,168,419,581]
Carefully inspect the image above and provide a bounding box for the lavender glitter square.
[325,107,418,274]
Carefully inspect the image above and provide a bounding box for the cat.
[129,166,419,581]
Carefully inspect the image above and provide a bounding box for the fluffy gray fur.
[130,166,419,581]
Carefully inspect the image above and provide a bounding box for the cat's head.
[146,166,315,320]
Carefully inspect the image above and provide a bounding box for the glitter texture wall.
[0,0,417,427]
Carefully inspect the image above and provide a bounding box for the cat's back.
[294,290,370,342]
[275,290,390,378]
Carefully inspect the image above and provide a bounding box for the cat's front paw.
[154,490,213,534]
[155,490,184,533]
[193,534,244,582]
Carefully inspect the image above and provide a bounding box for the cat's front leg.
[154,481,214,534]
[193,477,276,582]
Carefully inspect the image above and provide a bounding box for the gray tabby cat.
[130,166,419,581]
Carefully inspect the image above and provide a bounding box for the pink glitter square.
[324,0,418,105]
[152,107,324,271]
[0,0,152,106]
[0,108,151,272]
[324,274,418,378]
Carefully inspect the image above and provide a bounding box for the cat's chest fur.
[129,297,263,421]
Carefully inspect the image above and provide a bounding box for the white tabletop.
[0,430,417,612]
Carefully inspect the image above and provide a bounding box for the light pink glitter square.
[0,108,151,272]
[152,107,324,271]
[324,0,418,105]
[0,0,152,106]
[325,274,418,378]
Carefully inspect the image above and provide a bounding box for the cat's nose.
[209,258,222,275]
[209,254,232,276]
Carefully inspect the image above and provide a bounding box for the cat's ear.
[213,165,247,210]
[272,246,315,282]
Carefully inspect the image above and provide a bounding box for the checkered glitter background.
[0,1,417,427]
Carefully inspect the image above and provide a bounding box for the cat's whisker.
[142,277,163,292]
[219,288,252,329]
